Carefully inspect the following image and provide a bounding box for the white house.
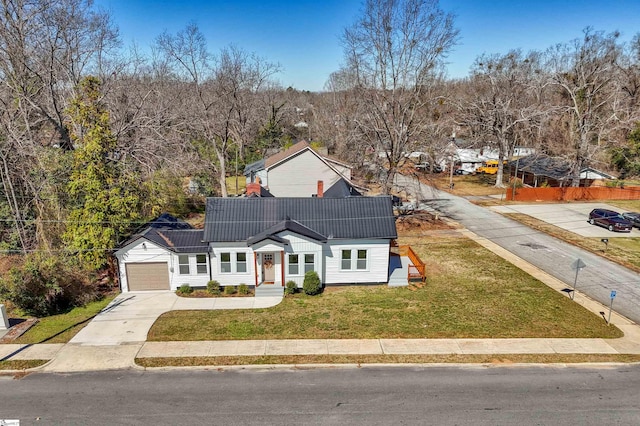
[115,197,407,294]
[243,141,362,197]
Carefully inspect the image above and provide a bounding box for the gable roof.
[203,197,397,242]
[246,219,327,245]
[509,154,572,180]
[264,141,312,168]
[323,178,362,198]
[117,213,207,253]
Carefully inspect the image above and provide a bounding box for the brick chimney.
[317,180,324,198]
[246,182,261,197]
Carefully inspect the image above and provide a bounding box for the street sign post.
[570,259,587,300]
[608,290,617,326]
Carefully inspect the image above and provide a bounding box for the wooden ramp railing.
[398,245,426,282]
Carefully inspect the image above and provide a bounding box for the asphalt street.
[1,366,639,425]
[394,174,640,324]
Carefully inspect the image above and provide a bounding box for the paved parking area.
[491,202,640,238]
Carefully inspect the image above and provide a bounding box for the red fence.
[506,186,640,202]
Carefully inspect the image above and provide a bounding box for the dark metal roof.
[508,154,572,180]
[203,197,397,242]
[246,219,327,245]
[323,178,362,198]
[117,213,207,253]
[146,229,207,253]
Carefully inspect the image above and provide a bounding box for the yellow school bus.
[477,160,506,174]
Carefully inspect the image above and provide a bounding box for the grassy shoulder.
[148,234,621,342]
[505,213,640,273]
[10,296,114,344]
[0,359,48,370]
[136,354,640,368]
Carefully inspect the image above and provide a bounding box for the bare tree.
[456,50,547,187]
[339,0,458,192]
[545,28,621,186]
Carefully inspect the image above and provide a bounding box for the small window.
[341,250,351,270]
[220,252,231,273]
[356,250,367,270]
[236,252,247,273]
[178,255,190,275]
[288,254,299,275]
[304,254,314,273]
[196,254,207,274]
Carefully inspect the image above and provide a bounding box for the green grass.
[148,235,621,341]
[226,176,246,196]
[11,296,114,344]
[0,360,48,370]
[136,354,640,368]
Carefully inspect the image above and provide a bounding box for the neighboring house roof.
[203,197,397,243]
[324,178,362,198]
[264,141,312,168]
[580,167,615,180]
[509,154,572,180]
[243,159,265,177]
[117,213,207,253]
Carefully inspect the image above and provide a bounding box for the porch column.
[254,252,258,287]
[281,250,285,286]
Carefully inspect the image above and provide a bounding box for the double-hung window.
[341,249,368,270]
[196,254,208,274]
[236,253,247,273]
[178,255,190,274]
[220,253,231,273]
[288,254,299,275]
[304,254,315,273]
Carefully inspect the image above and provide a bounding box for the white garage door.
[125,262,170,291]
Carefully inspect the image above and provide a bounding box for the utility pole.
[448,134,456,189]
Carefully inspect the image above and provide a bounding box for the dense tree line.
[0,0,639,314]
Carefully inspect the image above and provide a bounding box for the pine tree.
[63,77,140,270]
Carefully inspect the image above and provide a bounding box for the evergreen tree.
[63,77,140,270]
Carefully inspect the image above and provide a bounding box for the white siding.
[209,242,256,287]
[267,150,342,197]
[279,232,324,287]
[115,240,210,292]
[323,239,390,284]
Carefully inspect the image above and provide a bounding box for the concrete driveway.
[490,203,640,238]
[69,291,283,345]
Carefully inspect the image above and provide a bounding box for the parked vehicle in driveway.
[588,208,633,232]
[621,212,640,228]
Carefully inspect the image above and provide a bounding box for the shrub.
[177,284,193,295]
[238,283,249,295]
[1,254,98,317]
[302,271,322,296]
[207,280,221,295]
[224,285,236,295]
[285,280,298,295]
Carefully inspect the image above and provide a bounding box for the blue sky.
[94,0,640,91]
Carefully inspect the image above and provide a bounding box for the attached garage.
[125,262,170,291]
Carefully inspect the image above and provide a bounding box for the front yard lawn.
[11,296,114,344]
[148,234,621,341]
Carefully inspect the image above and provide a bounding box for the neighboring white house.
[243,141,362,197]
[115,197,402,293]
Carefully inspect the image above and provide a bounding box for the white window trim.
[287,252,316,276]
[196,254,208,275]
[340,249,369,271]
[219,251,251,275]
[178,255,190,275]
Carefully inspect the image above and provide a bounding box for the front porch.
[388,245,426,287]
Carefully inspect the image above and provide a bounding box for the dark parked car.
[621,212,640,228]
[588,208,633,232]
